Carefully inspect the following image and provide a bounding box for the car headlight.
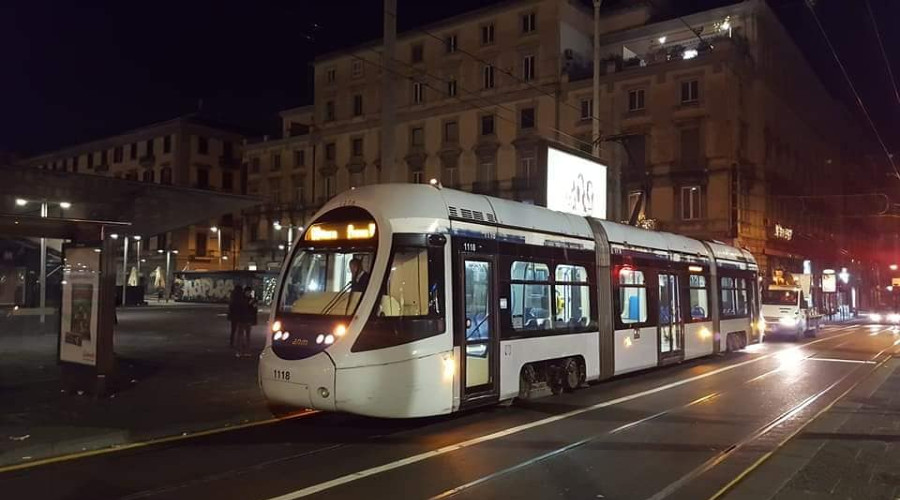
[779,317,799,327]
[870,313,883,322]
[757,318,767,330]
[888,314,900,323]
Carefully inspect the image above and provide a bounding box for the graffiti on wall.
[173,271,278,305]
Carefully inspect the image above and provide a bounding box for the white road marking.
[265,328,860,500]
[808,358,876,364]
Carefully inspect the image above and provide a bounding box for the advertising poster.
[821,274,837,294]
[545,146,608,219]
[59,247,100,366]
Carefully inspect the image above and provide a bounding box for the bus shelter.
[0,166,261,394]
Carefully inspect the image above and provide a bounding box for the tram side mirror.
[428,234,447,246]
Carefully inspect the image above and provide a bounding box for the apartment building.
[294,0,868,280]
[18,115,246,272]
[241,106,315,270]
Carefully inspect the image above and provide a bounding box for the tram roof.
[321,184,755,265]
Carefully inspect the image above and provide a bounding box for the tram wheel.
[562,358,581,392]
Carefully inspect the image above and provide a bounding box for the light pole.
[273,221,303,259]
[157,249,179,302]
[210,226,221,269]
[15,198,71,323]
[134,236,142,285]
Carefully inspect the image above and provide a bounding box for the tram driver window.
[510,261,552,331]
[376,247,443,318]
[619,268,647,324]
[555,264,591,328]
[688,274,709,320]
[280,250,374,315]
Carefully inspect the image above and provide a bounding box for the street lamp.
[157,248,179,302]
[273,221,303,257]
[14,198,73,323]
[210,226,222,268]
[890,264,897,271]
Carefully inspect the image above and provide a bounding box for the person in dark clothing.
[349,258,370,293]
[235,286,258,358]
[227,286,243,348]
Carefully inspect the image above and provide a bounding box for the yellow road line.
[0,410,318,475]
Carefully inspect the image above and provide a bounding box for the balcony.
[472,180,499,195]
[139,154,156,168]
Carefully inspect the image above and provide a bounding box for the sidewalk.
[0,306,276,469]
[727,353,900,500]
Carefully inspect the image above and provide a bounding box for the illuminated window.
[554,264,591,328]
[627,191,643,218]
[510,261,552,331]
[618,268,647,324]
[689,274,709,320]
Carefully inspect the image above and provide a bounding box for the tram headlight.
[324,334,335,345]
[757,318,766,331]
[869,313,883,323]
[271,320,282,333]
[334,324,347,337]
[273,331,283,341]
[889,313,900,323]
[315,334,325,345]
[282,331,290,340]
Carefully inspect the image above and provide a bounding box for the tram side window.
[688,274,709,321]
[555,264,592,328]
[720,276,749,318]
[619,268,648,324]
[510,261,552,331]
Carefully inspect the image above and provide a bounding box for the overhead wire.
[804,0,900,179]
[863,0,900,106]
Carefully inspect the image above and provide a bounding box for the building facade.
[18,115,246,273]
[257,0,867,284]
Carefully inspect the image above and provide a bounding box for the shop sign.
[59,247,100,366]
[774,224,793,241]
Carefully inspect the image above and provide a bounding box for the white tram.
[259,184,761,418]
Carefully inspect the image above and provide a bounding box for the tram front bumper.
[259,347,336,411]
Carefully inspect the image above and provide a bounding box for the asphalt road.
[2,322,897,500]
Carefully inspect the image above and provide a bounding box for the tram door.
[658,273,684,363]
[460,257,498,401]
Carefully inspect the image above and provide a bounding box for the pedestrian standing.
[236,286,258,358]
[227,286,242,348]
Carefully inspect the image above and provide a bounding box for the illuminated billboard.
[546,146,607,219]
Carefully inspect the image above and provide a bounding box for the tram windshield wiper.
[320,281,353,315]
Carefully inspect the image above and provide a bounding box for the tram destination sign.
[305,222,376,242]
[545,146,608,220]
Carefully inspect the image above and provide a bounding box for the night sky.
[2,0,898,171]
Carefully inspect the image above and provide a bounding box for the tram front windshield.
[279,248,375,316]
